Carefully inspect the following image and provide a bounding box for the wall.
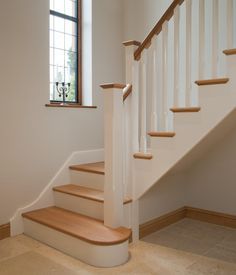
[123,0,172,42]
[0,0,124,225]
[186,125,236,216]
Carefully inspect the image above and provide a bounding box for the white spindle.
[140,51,147,153]
[150,40,158,132]
[212,0,219,77]
[227,0,233,49]
[132,61,140,152]
[162,21,168,131]
[174,5,180,107]
[199,0,205,79]
[186,0,192,106]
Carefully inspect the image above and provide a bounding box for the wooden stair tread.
[69,162,105,175]
[223,48,236,56]
[170,107,201,113]
[148,132,176,137]
[133,153,153,160]
[22,207,131,245]
[53,184,132,205]
[195,78,229,86]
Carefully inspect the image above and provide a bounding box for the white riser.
[69,170,104,191]
[23,218,129,268]
[54,192,132,228]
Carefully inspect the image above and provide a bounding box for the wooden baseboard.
[0,223,10,240]
[140,206,236,238]
[185,207,236,229]
[139,207,186,239]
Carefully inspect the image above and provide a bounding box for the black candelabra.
[55,82,71,103]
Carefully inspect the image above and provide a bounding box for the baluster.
[140,51,147,153]
[174,5,180,107]
[186,0,192,106]
[199,0,205,79]
[227,0,233,49]
[212,0,219,77]
[162,21,168,131]
[150,39,158,132]
[132,61,140,152]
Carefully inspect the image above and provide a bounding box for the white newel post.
[123,41,141,241]
[123,41,141,197]
[101,84,125,228]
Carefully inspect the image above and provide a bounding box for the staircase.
[14,0,236,268]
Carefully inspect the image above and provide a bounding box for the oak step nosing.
[69,162,105,175]
[22,207,131,246]
[195,78,229,86]
[170,107,201,113]
[148,132,176,137]
[133,153,153,160]
[223,48,236,56]
[53,184,132,205]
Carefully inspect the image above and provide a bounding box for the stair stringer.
[134,56,236,200]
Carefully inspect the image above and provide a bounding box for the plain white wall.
[0,0,124,225]
[186,125,236,216]
[123,0,172,42]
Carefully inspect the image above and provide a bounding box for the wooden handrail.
[134,0,184,61]
[123,84,132,102]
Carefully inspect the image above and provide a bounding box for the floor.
[0,219,236,274]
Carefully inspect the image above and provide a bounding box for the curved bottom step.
[22,207,131,267]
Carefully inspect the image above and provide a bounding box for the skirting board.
[0,223,10,240]
[139,207,186,239]
[140,206,236,238]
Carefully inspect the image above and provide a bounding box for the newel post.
[100,83,126,228]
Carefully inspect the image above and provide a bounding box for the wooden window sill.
[45,103,97,109]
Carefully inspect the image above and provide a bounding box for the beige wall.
[123,0,172,42]
[0,0,124,224]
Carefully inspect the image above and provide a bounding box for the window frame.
[49,0,82,105]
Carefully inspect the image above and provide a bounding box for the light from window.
[50,0,79,103]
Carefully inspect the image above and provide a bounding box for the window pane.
[64,0,76,17]
[54,49,65,66]
[65,34,76,51]
[54,0,64,14]
[65,20,76,35]
[54,31,65,49]
[49,0,79,102]
[54,17,64,33]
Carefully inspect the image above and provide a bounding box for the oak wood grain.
[53,184,132,205]
[22,207,131,245]
[69,162,105,175]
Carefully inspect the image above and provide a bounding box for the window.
[49,0,81,104]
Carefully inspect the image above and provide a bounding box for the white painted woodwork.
[212,0,219,77]
[162,21,169,131]
[185,0,192,106]
[136,56,236,199]
[69,170,104,191]
[227,0,233,50]
[23,219,129,268]
[140,51,148,153]
[103,87,124,228]
[54,192,132,228]
[174,5,180,107]
[199,0,205,79]
[150,41,158,132]
[132,61,140,153]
